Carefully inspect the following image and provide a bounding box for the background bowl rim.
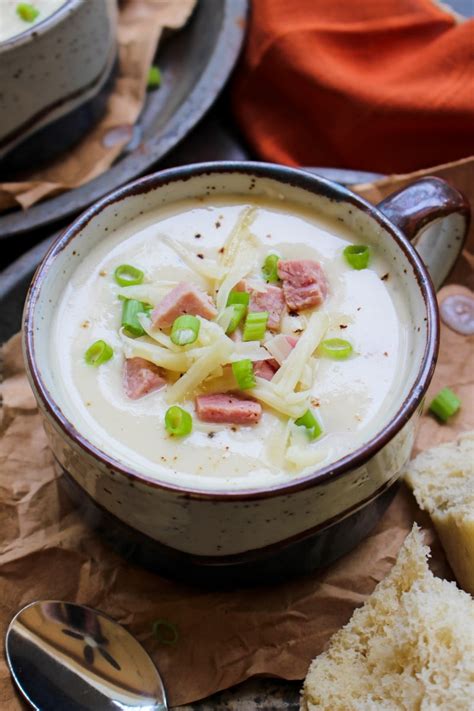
[0,0,82,53]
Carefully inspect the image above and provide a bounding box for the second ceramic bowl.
[0,0,117,166]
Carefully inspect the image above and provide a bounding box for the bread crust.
[301,525,474,711]
[404,431,474,594]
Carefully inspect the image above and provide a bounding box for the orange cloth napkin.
[232,0,474,172]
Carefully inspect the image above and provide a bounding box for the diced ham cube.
[195,393,262,425]
[249,285,285,331]
[254,359,278,381]
[277,260,328,311]
[151,282,217,328]
[123,357,166,399]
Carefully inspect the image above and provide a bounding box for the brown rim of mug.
[23,161,440,502]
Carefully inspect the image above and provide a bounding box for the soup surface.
[0,1,65,42]
[50,197,411,490]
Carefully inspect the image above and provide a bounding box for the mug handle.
[376,177,470,290]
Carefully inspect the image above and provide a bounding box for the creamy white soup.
[0,1,65,42]
[50,197,411,490]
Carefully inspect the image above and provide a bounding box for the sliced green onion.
[152,619,179,646]
[147,65,162,89]
[231,359,256,390]
[122,299,148,338]
[114,264,144,287]
[170,315,200,346]
[262,254,280,283]
[227,290,250,307]
[318,338,353,360]
[295,409,323,441]
[165,406,192,436]
[242,311,268,341]
[17,3,40,22]
[226,304,246,335]
[429,387,461,422]
[84,340,113,366]
[343,244,370,270]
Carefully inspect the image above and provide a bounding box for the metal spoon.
[5,600,168,710]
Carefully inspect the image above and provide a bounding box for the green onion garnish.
[122,299,148,338]
[16,3,40,22]
[147,65,162,89]
[114,264,144,287]
[343,245,370,270]
[227,290,250,307]
[429,387,461,422]
[165,406,192,436]
[226,304,246,335]
[242,311,268,341]
[262,254,280,283]
[231,359,257,390]
[170,315,200,346]
[318,338,353,360]
[84,340,113,366]
[152,619,179,646]
[295,409,323,441]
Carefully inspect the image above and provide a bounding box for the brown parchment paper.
[0,0,196,212]
[0,160,473,708]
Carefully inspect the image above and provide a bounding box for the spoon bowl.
[5,600,167,710]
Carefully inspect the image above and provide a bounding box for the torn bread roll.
[404,431,474,594]
[301,525,474,711]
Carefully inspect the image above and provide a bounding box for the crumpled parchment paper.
[0,160,472,708]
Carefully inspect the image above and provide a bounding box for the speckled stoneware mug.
[22,163,469,585]
[0,0,117,164]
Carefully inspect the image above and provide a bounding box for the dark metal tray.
[0,0,247,245]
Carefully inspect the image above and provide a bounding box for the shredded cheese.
[284,424,328,469]
[165,338,233,403]
[137,314,183,351]
[159,233,224,281]
[252,378,309,418]
[264,334,295,365]
[220,206,257,269]
[285,444,328,468]
[280,312,307,335]
[217,306,234,333]
[271,311,328,395]
[198,367,237,395]
[226,341,271,362]
[216,239,259,314]
[299,363,314,390]
[118,284,176,306]
[197,317,226,345]
[120,331,190,371]
[266,418,292,468]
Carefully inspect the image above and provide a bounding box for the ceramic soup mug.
[0,0,117,167]
[23,163,469,585]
